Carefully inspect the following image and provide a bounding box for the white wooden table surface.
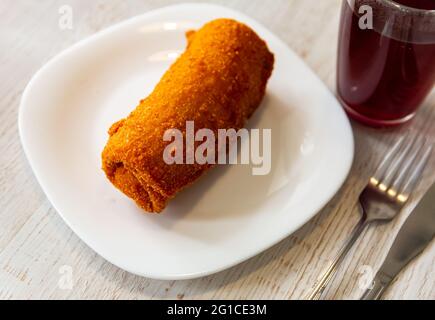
[1,0,434,300]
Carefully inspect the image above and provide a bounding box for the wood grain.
[0,0,434,300]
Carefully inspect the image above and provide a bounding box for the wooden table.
[1,0,434,300]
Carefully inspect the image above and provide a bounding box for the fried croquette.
[102,18,274,213]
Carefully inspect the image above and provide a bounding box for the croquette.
[102,18,274,213]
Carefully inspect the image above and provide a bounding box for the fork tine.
[371,135,407,186]
[380,136,418,191]
[386,135,426,196]
[372,134,415,190]
[397,142,433,202]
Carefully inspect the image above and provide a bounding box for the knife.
[361,182,435,300]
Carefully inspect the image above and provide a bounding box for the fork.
[307,133,433,300]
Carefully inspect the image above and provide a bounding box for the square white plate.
[19,3,354,280]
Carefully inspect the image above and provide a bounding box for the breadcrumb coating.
[102,18,274,213]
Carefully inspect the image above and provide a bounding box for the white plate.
[19,3,354,280]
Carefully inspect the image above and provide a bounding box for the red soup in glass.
[337,0,435,127]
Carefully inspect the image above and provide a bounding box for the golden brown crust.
[102,18,274,213]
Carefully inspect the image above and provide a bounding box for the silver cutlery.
[361,181,435,300]
[308,134,433,300]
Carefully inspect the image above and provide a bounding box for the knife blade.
[361,182,435,300]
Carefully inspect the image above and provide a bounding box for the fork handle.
[307,217,368,300]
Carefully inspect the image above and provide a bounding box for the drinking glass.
[337,0,435,127]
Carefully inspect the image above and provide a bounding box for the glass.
[337,0,435,127]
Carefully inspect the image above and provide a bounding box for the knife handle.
[361,272,392,300]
